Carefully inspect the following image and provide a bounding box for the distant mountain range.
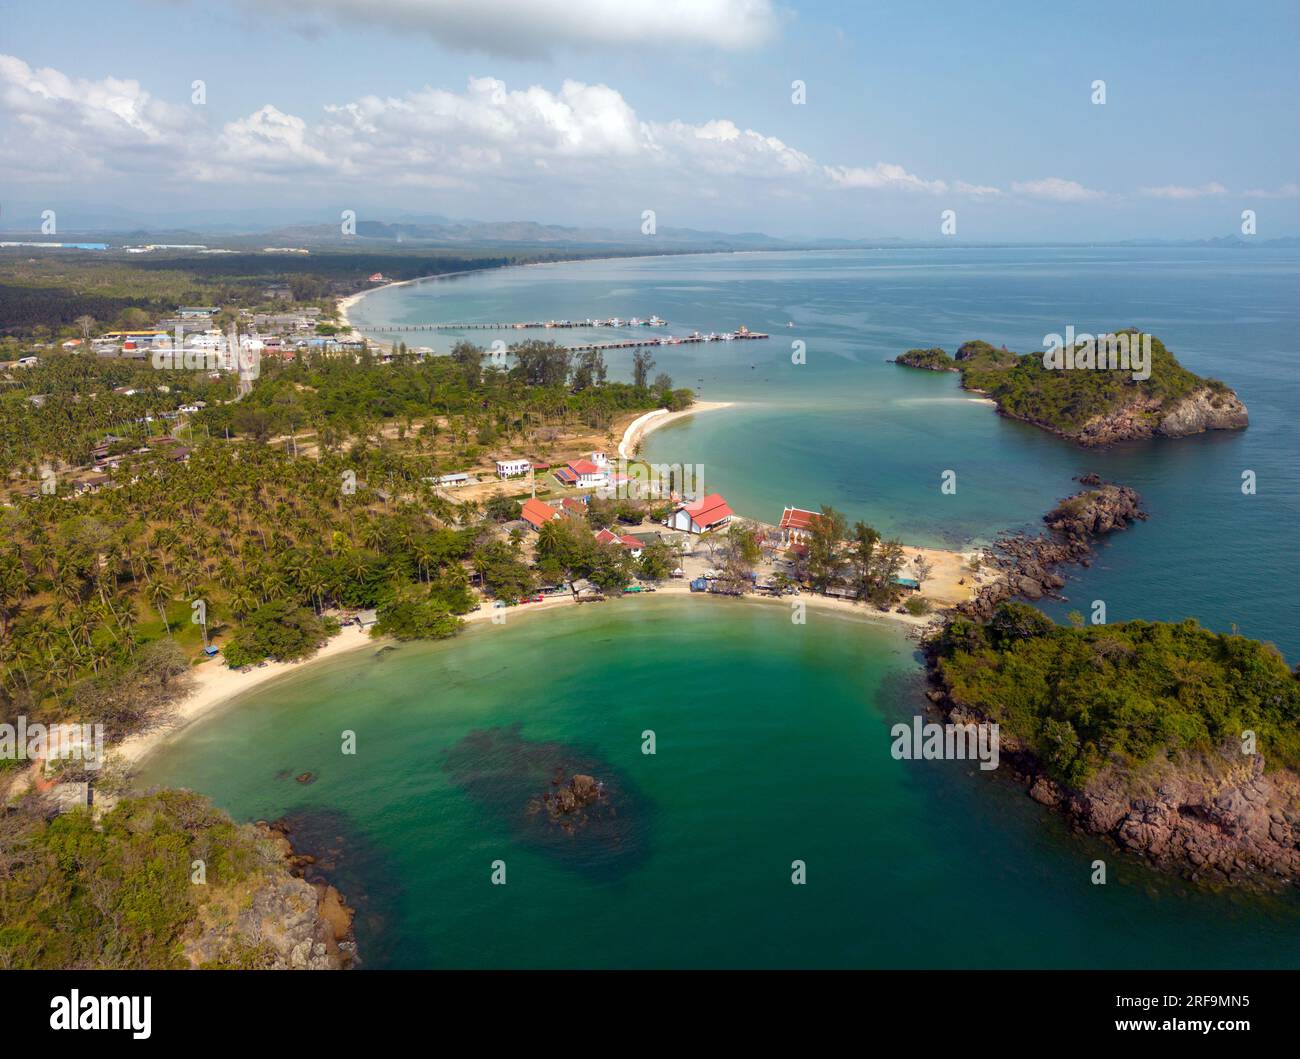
[1,201,1298,250]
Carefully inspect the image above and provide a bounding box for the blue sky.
[2,0,1297,239]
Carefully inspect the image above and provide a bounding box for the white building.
[664,493,735,535]
[496,458,531,479]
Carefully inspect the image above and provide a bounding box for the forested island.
[927,602,1300,887]
[895,332,1249,445]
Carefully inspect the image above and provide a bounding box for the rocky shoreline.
[185,818,359,969]
[927,477,1300,889]
[957,474,1146,621]
[1046,386,1249,447]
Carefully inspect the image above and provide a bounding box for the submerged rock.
[444,724,648,877]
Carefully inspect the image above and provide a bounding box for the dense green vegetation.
[0,789,270,969]
[896,333,1228,434]
[0,248,601,336]
[893,347,956,371]
[933,603,1300,787]
[372,598,465,641]
[0,441,499,731]
[202,340,690,448]
[0,352,230,477]
[221,600,336,668]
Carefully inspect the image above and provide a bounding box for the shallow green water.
[140,248,1300,967]
[140,598,1300,969]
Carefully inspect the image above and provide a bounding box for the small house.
[520,497,560,530]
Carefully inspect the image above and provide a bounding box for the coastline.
[114,623,377,772]
[618,401,735,459]
[119,562,974,777]
[335,249,739,338]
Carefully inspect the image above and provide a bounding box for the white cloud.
[1243,182,1300,199]
[0,54,192,180]
[824,162,948,194]
[0,55,976,205]
[1141,182,1227,200]
[239,0,779,58]
[1010,177,1104,203]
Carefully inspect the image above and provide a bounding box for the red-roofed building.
[554,456,609,488]
[665,493,734,534]
[595,528,645,557]
[778,506,822,545]
[520,498,560,530]
[561,497,588,517]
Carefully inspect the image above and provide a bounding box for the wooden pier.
[363,318,770,351]
[369,318,667,332]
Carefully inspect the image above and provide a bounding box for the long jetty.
[370,318,667,332]
[567,332,769,352]
[363,317,771,351]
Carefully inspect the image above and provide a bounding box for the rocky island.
[920,476,1300,889]
[925,601,1300,888]
[895,332,1249,446]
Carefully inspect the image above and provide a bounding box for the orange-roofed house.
[778,506,822,545]
[520,498,560,530]
[664,493,734,534]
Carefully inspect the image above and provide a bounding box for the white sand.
[618,401,734,459]
[113,624,375,772]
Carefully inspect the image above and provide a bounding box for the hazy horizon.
[2,0,1298,241]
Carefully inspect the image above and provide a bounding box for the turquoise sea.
[141,248,1300,967]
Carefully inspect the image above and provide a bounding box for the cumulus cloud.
[824,162,948,194]
[1010,177,1104,203]
[238,0,780,58]
[1,54,1005,209]
[1141,182,1228,200]
[0,54,192,179]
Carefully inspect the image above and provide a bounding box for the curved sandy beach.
[618,401,735,459]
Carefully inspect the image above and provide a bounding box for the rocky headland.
[185,818,358,969]
[923,479,1300,889]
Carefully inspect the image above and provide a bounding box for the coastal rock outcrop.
[1157,386,1250,438]
[925,479,1300,888]
[958,477,1145,621]
[185,820,357,969]
[1030,745,1299,886]
[1072,387,1250,446]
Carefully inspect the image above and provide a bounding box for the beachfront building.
[496,457,531,479]
[778,506,822,546]
[554,455,610,488]
[520,498,561,531]
[664,493,734,535]
[595,528,645,558]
